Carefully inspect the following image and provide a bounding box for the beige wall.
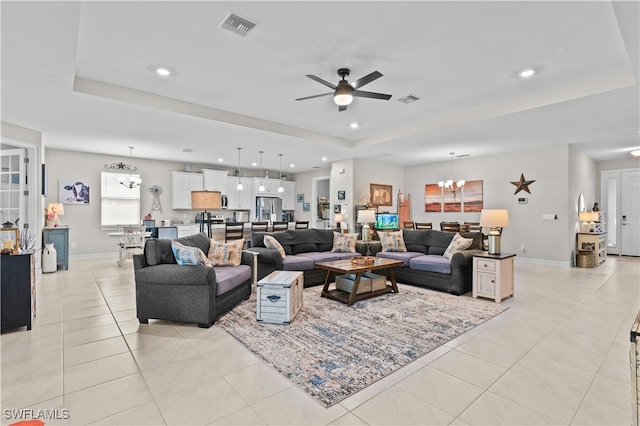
[404,145,573,263]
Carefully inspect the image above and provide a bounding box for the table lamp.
[357,209,376,242]
[480,209,509,255]
[191,191,221,238]
[579,211,599,233]
[46,202,64,227]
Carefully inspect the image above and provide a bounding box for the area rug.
[217,284,507,407]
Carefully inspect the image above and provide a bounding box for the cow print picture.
[60,180,90,204]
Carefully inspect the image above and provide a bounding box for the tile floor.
[1,255,638,425]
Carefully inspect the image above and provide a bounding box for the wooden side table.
[472,252,516,303]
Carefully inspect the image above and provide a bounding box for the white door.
[621,170,640,256]
[0,149,25,228]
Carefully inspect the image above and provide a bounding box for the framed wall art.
[302,202,310,212]
[370,183,392,207]
[334,204,341,214]
[60,180,90,204]
[297,194,304,203]
[337,190,345,200]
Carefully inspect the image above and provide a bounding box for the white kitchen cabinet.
[172,172,203,210]
[252,178,283,196]
[226,176,253,210]
[202,169,229,193]
[281,181,296,210]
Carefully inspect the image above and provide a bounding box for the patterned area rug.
[217,284,507,407]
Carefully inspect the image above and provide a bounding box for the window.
[101,172,141,226]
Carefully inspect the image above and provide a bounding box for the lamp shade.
[479,209,509,228]
[357,209,376,223]
[579,211,599,222]
[47,203,64,216]
[191,191,221,210]
[335,213,343,223]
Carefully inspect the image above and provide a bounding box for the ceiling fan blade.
[338,105,347,112]
[295,93,333,101]
[351,71,383,89]
[306,75,336,90]
[352,89,392,100]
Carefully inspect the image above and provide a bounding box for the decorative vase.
[42,243,57,273]
[592,202,599,212]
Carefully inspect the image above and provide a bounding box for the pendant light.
[438,152,465,192]
[236,147,243,190]
[258,151,265,192]
[278,153,284,193]
[108,146,141,189]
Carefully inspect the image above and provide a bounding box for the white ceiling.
[2,1,639,173]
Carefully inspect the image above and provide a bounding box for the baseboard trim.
[514,257,572,267]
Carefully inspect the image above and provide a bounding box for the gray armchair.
[133,233,252,328]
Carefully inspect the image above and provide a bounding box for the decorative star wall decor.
[511,173,536,195]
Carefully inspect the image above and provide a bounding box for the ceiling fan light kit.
[297,68,391,112]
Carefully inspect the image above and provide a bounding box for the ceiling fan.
[296,68,392,111]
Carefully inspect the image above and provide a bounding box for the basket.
[351,256,376,266]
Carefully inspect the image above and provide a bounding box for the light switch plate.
[542,213,557,220]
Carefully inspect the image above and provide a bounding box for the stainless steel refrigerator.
[255,197,283,222]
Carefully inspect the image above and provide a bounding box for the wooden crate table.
[256,270,303,324]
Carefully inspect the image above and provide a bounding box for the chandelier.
[104,146,141,189]
[438,152,464,192]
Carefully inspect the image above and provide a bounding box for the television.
[375,213,399,230]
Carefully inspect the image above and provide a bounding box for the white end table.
[472,252,516,303]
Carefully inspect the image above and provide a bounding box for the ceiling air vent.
[220,12,256,36]
[398,95,419,104]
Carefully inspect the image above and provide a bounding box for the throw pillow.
[331,232,358,253]
[171,241,212,267]
[208,238,244,266]
[443,233,474,259]
[264,235,286,259]
[379,230,407,252]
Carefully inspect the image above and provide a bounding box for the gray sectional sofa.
[249,228,368,287]
[133,233,252,328]
[370,230,485,295]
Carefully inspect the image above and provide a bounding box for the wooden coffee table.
[315,257,404,306]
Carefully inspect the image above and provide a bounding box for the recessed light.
[321,157,327,162]
[515,67,540,78]
[218,158,223,162]
[252,162,257,166]
[289,164,295,168]
[631,149,640,157]
[155,67,173,77]
[350,122,359,129]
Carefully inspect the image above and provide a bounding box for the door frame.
[600,167,640,256]
[0,137,42,258]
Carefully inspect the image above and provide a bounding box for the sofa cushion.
[443,233,474,259]
[292,242,318,254]
[144,238,174,266]
[264,235,286,259]
[282,255,315,271]
[171,241,212,267]
[376,251,422,267]
[426,231,455,255]
[409,255,452,274]
[331,232,358,253]
[300,251,361,264]
[208,239,244,266]
[379,230,407,252]
[318,243,333,251]
[402,230,430,254]
[213,265,251,295]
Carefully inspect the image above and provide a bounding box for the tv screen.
[375,213,399,230]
